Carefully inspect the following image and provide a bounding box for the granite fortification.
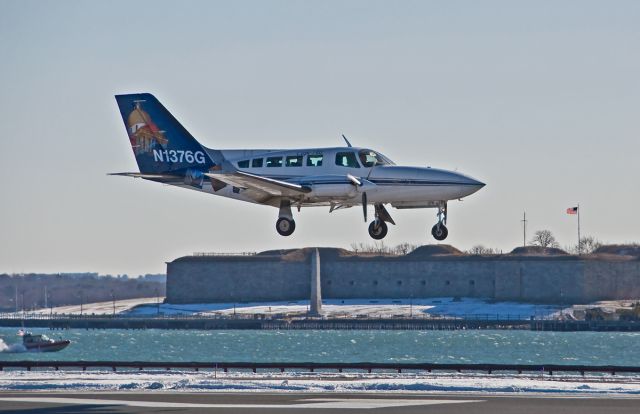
[166,245,640,304]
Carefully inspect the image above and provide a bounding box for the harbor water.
[1,328,639,366]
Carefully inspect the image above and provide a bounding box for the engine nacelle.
[308,183,357,199]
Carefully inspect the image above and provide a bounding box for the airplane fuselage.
[208,147,484,208]
[114,93,485,240]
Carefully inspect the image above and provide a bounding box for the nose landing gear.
[431,202,448,241]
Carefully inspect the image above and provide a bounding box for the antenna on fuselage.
[341,134,353,147]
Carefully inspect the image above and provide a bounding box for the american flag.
[566,207,578,215]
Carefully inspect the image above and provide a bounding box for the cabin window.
[237,160,250,168]
[285,155,303,167]
[307,154,323,167]
[266,156,283,167]
[251,158,263,168]
[335,152,360,168]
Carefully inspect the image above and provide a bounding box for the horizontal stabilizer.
[108,172,174,179]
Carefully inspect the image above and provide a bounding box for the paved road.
[0,392,638,413]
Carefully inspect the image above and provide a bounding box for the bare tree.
[566,236,602,255]
[530,230,559,248]
[393,243,418,255]
[467,245,497,255]
[350,242,417,255]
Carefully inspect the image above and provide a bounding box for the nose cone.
[460,173,485,190]
[450,171,485,196]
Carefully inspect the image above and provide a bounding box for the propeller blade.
[362,192,367,222]
[347,174,361,186]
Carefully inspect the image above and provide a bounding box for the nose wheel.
[368,220,388,240]
[431,223,448,240]
[276,217,296,236]
[431,202,448,241]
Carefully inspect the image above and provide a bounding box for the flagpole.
[521,211,527,247]
[577,203,581,255]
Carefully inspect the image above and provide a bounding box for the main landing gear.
[368,220,388,240]
[366,203,395,240]
[276,217,295,236]
[276,200,296,237]
[431,202,448,241]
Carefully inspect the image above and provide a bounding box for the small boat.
[19,331,70,352]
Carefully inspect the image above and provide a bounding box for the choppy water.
[0,328,638,366]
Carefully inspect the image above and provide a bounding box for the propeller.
[347,174,373,223]
[362,192,367,222]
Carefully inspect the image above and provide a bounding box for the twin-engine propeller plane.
[113,93,485,240]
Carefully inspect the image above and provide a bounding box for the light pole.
[111,290,116,316]
[80,290,84,316]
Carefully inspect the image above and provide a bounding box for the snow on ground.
[125,297,561,319]
[0,370,638,395]
[12,297,562,319]
[27,297,164,316]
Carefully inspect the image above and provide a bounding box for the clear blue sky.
[1,0,638,275]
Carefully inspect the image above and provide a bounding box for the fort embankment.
[166,245,640,305]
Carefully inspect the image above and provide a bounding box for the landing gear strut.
[276,199,296,237]
[431,202,448,241]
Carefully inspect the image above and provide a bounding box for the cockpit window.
[307,154,323,167]
[358,149,394,167]
[335,152,360,168]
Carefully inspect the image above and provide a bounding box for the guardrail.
[0,361,638,376]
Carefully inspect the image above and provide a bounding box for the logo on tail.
[127,100,169,156]
[115,93,214,174]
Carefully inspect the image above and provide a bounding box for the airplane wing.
[204,171,311,198]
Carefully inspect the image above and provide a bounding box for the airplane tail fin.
[115,93,217,174]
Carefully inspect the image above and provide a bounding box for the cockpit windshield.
[358,149,394,167]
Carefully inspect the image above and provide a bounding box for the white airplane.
[113,93,485,240]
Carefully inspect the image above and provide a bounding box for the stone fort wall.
[166,248,640,304]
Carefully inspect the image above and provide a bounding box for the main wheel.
[431,223,448,241]
[276,217,296,236]
[368,220,388,240]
